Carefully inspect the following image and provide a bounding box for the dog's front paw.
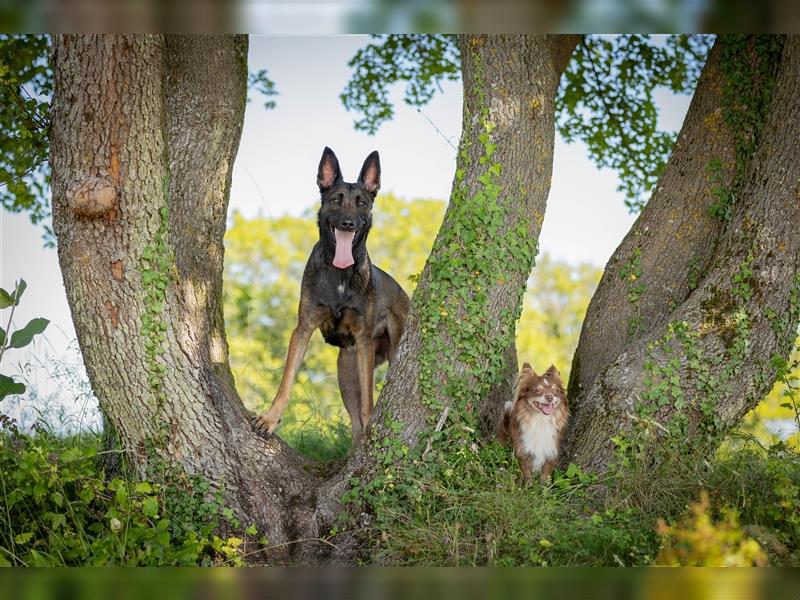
[251,413,280,436]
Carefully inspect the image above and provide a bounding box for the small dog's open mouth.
[332,227,358,269]
[534,401,555,416]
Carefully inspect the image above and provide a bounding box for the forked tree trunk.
[562,35,800,474]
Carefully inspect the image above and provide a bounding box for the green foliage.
[0,279,49,402]
[655,490,767,566]
[362,441,658,566]
[341,35,460,134]
[709,443,800,564]
[363,418,800,566]
[248,68,279,110]
[558,35,713,212]
[0,34,51,243]
[707,34,784,221]
[619,246,645,337]
[0,420,258,566]
[139,195,172,410]
[341,34,713,212]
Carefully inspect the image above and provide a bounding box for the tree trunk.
[359,35,579,447]
[562,35,800,474]
[569,35,782,407]
[50,34,324,561]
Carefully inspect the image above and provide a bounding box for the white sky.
[0,35,691,411]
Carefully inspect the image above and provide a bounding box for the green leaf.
[9,317,49,348]
[142,496,159,518]
[12,279,26,305]
[0,288,13,309]
[134,482,152,495]
[0,374,25,401]
[0,325,5,347]
[51,513,67,529]
[14,532,33,545]
[59,447,83,464]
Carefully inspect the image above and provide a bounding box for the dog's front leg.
[253,325,314,435]
[355,334,376,433]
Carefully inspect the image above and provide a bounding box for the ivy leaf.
[0,374,26,401]
[9,317,49,348]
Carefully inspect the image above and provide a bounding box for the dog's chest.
[315,276,364,316]
[314,273,371,347]
[515,412,559,470]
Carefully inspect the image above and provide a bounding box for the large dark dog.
[252,147,409,442]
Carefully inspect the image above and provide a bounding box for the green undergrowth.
[359,433,799,566]
[0,417,261,566]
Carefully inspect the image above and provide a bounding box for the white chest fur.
[516,412,559,472]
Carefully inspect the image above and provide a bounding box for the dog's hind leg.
[337,347,363,442]
[253,324,314,435]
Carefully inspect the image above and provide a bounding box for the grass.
[362,433,800,566]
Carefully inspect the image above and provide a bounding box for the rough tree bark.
[362,34,579,447]
[51,34,321,562]
[562,35,800,474]
[569,35,783,407]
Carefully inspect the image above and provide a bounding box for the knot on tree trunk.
[69,177,117,217]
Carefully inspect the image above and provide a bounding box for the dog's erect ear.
[521,362,536,376]
[544,364,560,378]
[358,151,381,194]
[317,147,343,192]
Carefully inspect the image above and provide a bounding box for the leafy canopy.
[0,34,51,241]
[341,34,714,212]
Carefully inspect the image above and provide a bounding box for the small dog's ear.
[545,364,560,377]
[521,361,534,374]
[358,151,381,194]
[317,147,342,192]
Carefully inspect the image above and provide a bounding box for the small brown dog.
[498,363,569,483]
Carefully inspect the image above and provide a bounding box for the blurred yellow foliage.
[656,491,767,566]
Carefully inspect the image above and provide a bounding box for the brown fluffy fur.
[498,363,569,483]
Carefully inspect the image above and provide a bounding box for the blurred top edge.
[1,0,799,34]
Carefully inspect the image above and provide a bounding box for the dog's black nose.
[545,394,554,402]
[340,219,356,230]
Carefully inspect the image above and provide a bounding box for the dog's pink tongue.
[540,403,554,416]
[333,229,355,269]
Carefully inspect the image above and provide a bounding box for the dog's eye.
[332,195,343,204]
[356,198,367,207]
